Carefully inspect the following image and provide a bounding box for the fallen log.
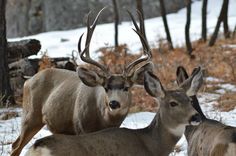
[9,57,76,98]
[7,39,41,63]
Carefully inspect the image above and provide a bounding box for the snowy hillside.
[8,0,236,62]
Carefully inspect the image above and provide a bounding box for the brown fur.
[176,66,236,156]
[24,69,203,156]
[11,63,153,156]
[232,132,236,143]
[186,119,236,156]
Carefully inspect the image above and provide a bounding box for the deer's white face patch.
[40,147,52,156]
[224,143,236,156]
[25,146,53,156]
[168,124,186,137]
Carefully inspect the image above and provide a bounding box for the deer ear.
[176,66,189,86]
[144,71,165,98]
[130,62,154,85]
[77,67,104,87]
[180,67,203,96]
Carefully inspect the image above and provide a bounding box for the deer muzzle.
[189,113,202,126]
[109,100,121,110]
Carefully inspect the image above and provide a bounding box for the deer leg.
[11,117,44,156]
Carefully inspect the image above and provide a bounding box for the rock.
[6,0,185,37]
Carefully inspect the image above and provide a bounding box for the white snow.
[1,0,236,156]
[1,91,236,156]
[205,77,224,83]
[8,0,236,62]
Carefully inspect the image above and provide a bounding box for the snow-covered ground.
[1,84,236,156]
[1,0,236,155]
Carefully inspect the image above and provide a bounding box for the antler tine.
[78,33,84,53]
[78,7,109,75]
[127,10,140,33]
[125,11,152,75]
[137,10,146,49]
[84,8,105,55]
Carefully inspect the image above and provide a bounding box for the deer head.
[77,8,152,117]
[176,66,206,119]
[144,68,203,135]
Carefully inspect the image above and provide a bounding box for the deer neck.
[141,111,182,155]
[190,95,206,119]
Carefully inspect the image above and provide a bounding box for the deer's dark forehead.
[108,75,126,83]
[167,90,190,102]
[106,75,126,90]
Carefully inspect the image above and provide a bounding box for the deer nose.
[109,100,120,109]
[189,113,202,126]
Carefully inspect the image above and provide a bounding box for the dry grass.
[150,38,236,84]
[96,38,236,111]
[215,92,236,111]
[0,111,19,120]
[129,87,158,113]
[173,144,182,153]
[18,37,236,112]
[38,52,56,71]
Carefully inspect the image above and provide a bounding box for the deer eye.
[170,101,178,107]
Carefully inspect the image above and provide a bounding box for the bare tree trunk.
[209,0,229,46]
[233,25,236,39]
[0,0,15,106]
[112,0,119,49]
[223,0,230,38]
[185,0,193,55]
[136,0,147,41]
[201,0,208,41]
[159,0,173,50]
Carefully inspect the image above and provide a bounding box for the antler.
[125,10,152,75]
[78,7,109,76]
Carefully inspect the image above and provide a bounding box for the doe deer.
[176,66,236,156]
[11,9,153,156]
[24,68,203,156]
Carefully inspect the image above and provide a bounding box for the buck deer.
[11,9,153,156]
[24,67,203,156]
[176,66,236,156]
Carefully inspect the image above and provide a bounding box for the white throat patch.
[25,147,53,156]
[224,143,236,156]
[190,120,201,126]
[168,124,186,137]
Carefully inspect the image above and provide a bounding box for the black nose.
[109,101,120,109]
[190,114,202,125]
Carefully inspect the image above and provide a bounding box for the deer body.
[186,120,236,156]
[11,9,153,156]
[12,63,152,156]
[176,66,236,156]
[25,69,203,156]
[25,68,130,134]
[26,114,181,156]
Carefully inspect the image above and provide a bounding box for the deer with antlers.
[11,8,153,156]
[24,66,203,156]
[176,66,236,156]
